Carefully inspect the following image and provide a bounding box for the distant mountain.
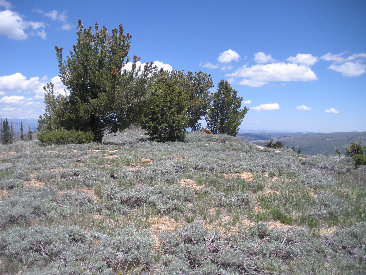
[239,131,366,156]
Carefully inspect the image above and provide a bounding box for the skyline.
[0,0,365,132]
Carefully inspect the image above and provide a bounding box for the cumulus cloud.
[0,73,68,118]
[0,9,46,39]
[0,0,12,9]
[287,53,318,66]
[0,72,68,100]
[325,107,339,114]
[35,9,72,30]
[254,52,274,64]
[321,52,366,77]
[252,103,280,112]
[227,62,317,87]
[0,73,44,93]
[296,104,312,111]
[217,49,240,63]
[199,62,219,69]
[328,62,366,77]
[243,100,252,105]
[0,95,26,104]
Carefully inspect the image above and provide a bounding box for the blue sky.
[0,0,365,132]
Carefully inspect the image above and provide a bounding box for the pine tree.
[20,121,24,140]
[206,80,248,136]
[1,119,13,144]
[28,126,33,141]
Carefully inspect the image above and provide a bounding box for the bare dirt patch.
[24,172,45,188]
[225,172,254,182]
[105,155,119,159]
[125,165,144,171]
[57,188,98,201]
[149,216,181,247]
[7,151,17,155]
[319,226,337,236]
[180,178,205,191]
[140,158,153,164]
[0,190,10,200]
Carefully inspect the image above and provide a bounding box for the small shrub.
[38,128,94,145]
[353,153,366,168]
[265,139,283,149]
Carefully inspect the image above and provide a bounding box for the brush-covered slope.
[1,127,365,274]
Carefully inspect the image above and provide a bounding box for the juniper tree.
[206,80,248,136]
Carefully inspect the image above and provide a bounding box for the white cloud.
[296,104,311,111]
[328,62,366,77]
[199,62,219,69]
[228,62,317,87]
[35,9,72,30]
[325,107,339,114]
[0,10,46,40]
[0,0,12,9]
[321,52,366,63]
[123,60,172,73]
[0,72,68,100]
[243,100,252,105]
[287,53,318,66]
[321,52,366,77]
[0,95,26,104]
[252,103,280,112]
[0,73,44,92]
[321,52,346,63]
[217,49,240,63]
[254,52,274,64]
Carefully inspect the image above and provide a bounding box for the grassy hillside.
[1,128,365,274]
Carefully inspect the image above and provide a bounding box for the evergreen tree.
[53,19,142,142]
[1,119,13,144]
[141,71,190,142]
[28,126,33,141]
[20,121,24,140]
[206,80,248,136]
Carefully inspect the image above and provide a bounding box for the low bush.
[38,128,94,145]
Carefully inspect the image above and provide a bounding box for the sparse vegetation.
[0,127,365,273]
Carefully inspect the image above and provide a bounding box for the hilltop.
[0,128,365,274]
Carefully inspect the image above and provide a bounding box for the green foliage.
[353,153,366,168]
[141,71,190,142]
[206,80,248,136]
[38,128,94,145]
[20,121,24,140]
[1,118,13,144]
[183,71,213,130]
[38,82,68,132]
[52,19,146,142]
[345,141,365,157]
[27,125,33,141]
[345,141,366,168]
[265,139,283,149]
